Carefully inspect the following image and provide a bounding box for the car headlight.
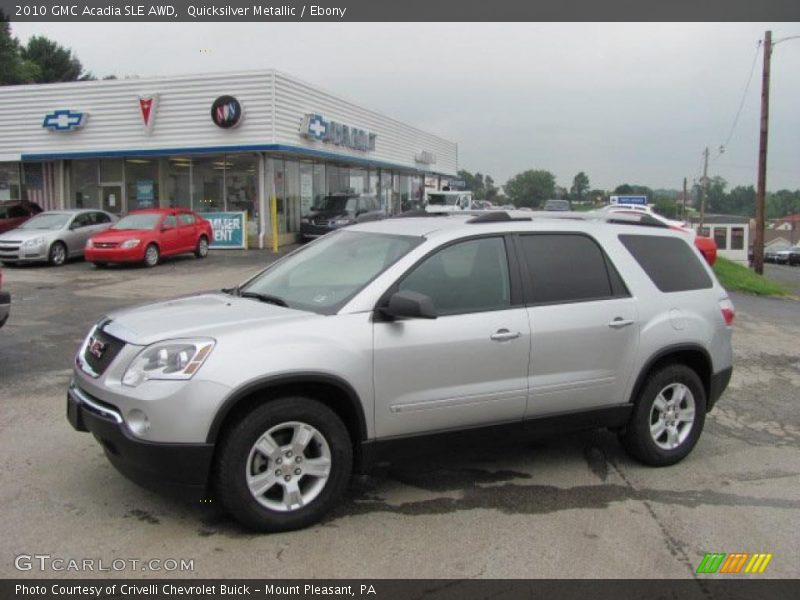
[22,237,45,247]
[121,239,141,249]
[122,339,215,387]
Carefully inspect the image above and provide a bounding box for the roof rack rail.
[389,210,450,219]
[604,215,669,229]
[467,211,532,224]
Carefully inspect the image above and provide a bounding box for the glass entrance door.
[100,185,123,215]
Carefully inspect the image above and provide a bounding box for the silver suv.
[67,211,734,531]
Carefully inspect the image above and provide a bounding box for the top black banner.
[2,0,800,22]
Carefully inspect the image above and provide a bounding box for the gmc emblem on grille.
[88,337,106,359]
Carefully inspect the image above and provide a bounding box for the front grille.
[83,327,125,376]
[93,242,118,249]
[0,242,21,252]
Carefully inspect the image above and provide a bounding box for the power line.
[714,39,762,161]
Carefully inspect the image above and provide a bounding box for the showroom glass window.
[0,162,21,201]
[69,160,100,209]
[125,158,159,209]
[167,157,192,209]
[192,156,225,213]
[226,154,258,220]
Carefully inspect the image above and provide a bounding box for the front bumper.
[85,245,145,263]
[0,290,9,327]
[67,381,214,498]
[0,246,47,263]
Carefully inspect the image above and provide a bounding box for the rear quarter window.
[619,234,712,292]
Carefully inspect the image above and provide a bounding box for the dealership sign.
[211,96,244,129]
[300,113,376,152]
[42,110,88,132]
[203,212,247,249]
[137,94,159,133]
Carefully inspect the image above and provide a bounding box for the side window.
[93,212,111,224]
[518,234,620,304]
[178,213,195,226]
[72,213,91,228]
[163,215,177,228]
[398,237,511,315]
[8,206,27,218]
[619,234,712,293]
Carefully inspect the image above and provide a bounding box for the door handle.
[490,329,521,342]
[609,318,634,329]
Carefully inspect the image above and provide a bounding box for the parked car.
[300,194,383,240]
[85,209,212,268]
[543,199,571,211]
[0,269,9,328]
[0,209,117,266]
[599,207,717,265]
[0,200,43,234]
[68,210,733,532]
[774,245,800,266]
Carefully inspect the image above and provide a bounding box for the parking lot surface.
[1,252,798,579]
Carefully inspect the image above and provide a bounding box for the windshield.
[240,230,422,314]
[311,196,358,214]
[113,214,161,230]
[427,193,458,206]
[19,213,70,229]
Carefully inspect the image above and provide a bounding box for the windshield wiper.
[239,291,288,307]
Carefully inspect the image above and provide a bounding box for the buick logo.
[88,337,106,359]
[211,95,243,129]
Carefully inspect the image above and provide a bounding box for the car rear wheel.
[620,364,706,466]
[195,236,209,259]
[48,241,67,266]
[143,244,159,268]
[214,397,352,532]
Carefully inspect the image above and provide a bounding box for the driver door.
[373,236,530,438]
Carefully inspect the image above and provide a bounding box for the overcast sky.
[10,22,800,191]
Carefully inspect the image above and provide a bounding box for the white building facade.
[0,70,458,246]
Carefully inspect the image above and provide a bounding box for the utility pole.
[683,177,688,220]
[699,147,709,230]
[753,30,772,275]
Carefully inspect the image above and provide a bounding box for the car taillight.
[719,299,735,326]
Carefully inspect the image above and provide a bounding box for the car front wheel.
[143,243,159,268]
[48,241,67,266]
[215,397,352,532]
[620,364,706,466]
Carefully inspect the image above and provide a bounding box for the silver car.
[67,211,734,531]
[0,209,117,266]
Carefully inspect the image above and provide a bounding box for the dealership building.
[0,70,459,247]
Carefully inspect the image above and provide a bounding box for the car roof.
[349,210,677,240]
[128,208,192,214]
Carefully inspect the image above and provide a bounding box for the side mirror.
[381,290,437,320]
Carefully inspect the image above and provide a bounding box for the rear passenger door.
[516,233,639,417]
[177,213,197,251]
[373,236,531,438]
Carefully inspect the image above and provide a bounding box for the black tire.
[214,397,352,532]
[48,241,67,266]
[620,364,706,467]
[143,243,159,268]
[195,235,209,259]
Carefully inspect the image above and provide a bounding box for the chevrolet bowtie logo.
[42,110,88,132]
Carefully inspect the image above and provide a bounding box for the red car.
[0,200,43,234]
[85,208,213,268]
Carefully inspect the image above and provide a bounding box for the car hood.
[102,292,314,346]
[0,227,61,241]
[308,210,353,220]
[91,228,154,242]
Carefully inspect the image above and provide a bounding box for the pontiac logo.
[88,337,106,359]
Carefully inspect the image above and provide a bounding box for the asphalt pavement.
[0,252,798,579]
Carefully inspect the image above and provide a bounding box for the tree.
[484,175,498,201]
[613,183,654,199]
[504,170,556,208]
[570,172,590,201]
[0,12,38,85]
[20,35,90,83]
